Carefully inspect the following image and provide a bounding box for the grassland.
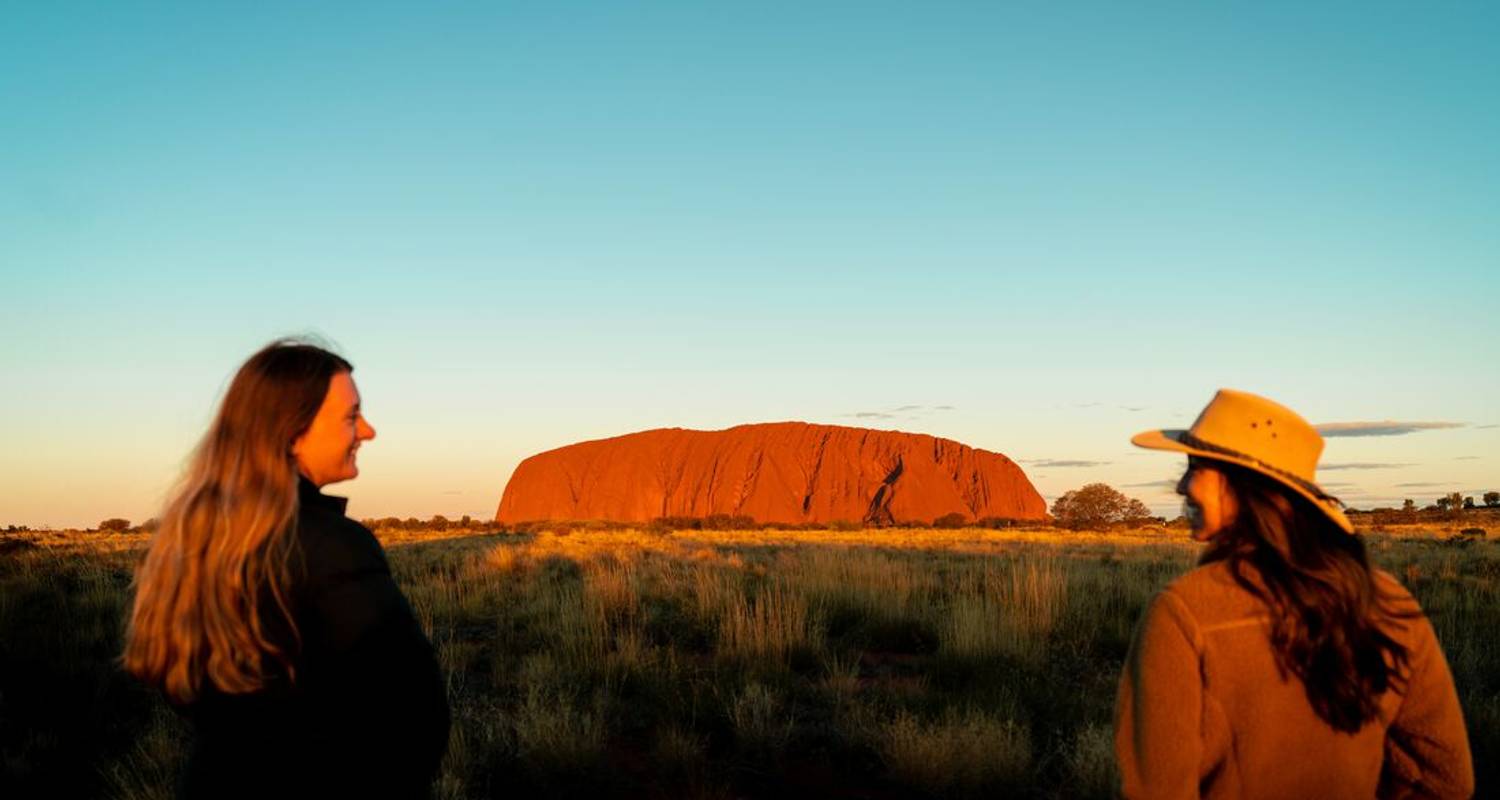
[2,523,1497,798]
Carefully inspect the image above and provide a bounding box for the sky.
[3,1,1498,528]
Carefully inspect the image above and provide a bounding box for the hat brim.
[1131,429,1354,534]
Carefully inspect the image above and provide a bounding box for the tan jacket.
[1115,561,1472,799]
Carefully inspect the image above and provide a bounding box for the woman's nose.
[359,418,376,440]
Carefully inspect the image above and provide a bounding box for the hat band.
[1178,432,1343,506]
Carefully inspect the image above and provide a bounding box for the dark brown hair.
[125,339,352,703]
[1198,460,1415,732]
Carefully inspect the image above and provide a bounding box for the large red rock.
[495,422,1046,525]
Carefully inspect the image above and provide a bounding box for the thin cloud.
[1476,424,1499,430]
[1123,479,1177,489]
[845,404,954,419]
[1455,456,1480,460]
[1395,482,1449,488]
[1022,459,1112,468]
[1119,405,1146,412]
[1315,421,1464,438]
[1319,462,1415,471]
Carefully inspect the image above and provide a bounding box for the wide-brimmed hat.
[1131,388,1352,534]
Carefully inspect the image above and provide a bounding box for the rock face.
[495,422,1046,525]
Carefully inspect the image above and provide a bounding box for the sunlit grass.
[3,522,1497,798]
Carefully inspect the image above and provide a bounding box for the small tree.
[1402,499,1416,513]
[1484,491,1499,508]
[1446,492,1464,515]
[1051,483,1153,530]
[1463,496,1476,510]
[932,512,968,529]
[98,518,131,532]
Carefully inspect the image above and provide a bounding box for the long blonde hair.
[124,339,352,704]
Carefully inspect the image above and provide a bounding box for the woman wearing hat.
[1116,389,1472,798]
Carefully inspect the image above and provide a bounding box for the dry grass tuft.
[877,707,1031,796]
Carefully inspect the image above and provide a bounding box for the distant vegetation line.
[6,481,1496,536]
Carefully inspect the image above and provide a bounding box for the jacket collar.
[297,475,349,515]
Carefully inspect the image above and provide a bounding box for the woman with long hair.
[1116,389,1472,798]
[124,339,449,798]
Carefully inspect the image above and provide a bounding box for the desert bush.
[0,538,39,555]
[976,516,1018,529]
[932,512,969,529]
[877,708,1031,796]
[727,682,795,758]
[703,514,758,530]
[647,514,760,531]
[1051,484,1152,530]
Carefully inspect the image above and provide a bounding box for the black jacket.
[179,478,449,799]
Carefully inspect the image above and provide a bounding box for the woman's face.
[292,371,376,487]
[1177,459,1239,541]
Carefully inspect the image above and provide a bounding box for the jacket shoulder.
[294,506,387,579]
[1161,561,1241,602]
[1369,569,1433,652]
[1372,568,1419,606]
[1157,561,1267,628]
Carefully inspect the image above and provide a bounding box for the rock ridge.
[495,421,1046,525]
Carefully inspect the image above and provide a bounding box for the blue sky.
[3,2,1497,527]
